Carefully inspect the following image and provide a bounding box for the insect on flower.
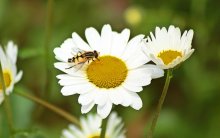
[66,50,100,69]
[54,24,164,118]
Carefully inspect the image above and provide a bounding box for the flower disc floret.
[87,56,128,89]
[0,70,12,90]
[157,50,182,65]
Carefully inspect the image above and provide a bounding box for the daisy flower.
[54,24,164,118]
[0,41,23,104]
[142,25,194,69]
[61,112,126,138]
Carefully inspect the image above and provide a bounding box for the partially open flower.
[142,25,194,69]
[54,24,164,118]
[61,112,126,138]
[0,41,23,104]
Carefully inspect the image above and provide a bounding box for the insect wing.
[70,48,85,56]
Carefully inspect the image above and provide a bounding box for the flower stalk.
[147,69,173,138]
[100,116,109,138]
[14,90,80,127]
[0,62,14,134]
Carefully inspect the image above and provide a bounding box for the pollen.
[158,50,182,65]
[0,71,12,91]
[86,56,128,89]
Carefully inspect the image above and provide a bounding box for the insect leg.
[65,65,76,69]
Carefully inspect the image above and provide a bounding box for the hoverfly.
[66,50,99,69]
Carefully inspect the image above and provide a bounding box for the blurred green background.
[0,0,220,138]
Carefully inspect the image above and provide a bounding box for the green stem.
[100,116,109,138]
[44,0,53,98]
[0,62,14,134]
[14,90,80,127]
[147,69,173,138]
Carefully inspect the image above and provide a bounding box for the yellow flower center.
[86,56,128,89]
[0,71,12,91]
[89,136,100,138]
[158,50,182,65]
[88,134,108,138]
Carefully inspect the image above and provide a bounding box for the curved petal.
[129,92,143,110]
[61,83,95,96]
[138,64,164,79]
[15,70,23,83]
[54,62,85,77]
[72,32,92,51]
[110,29,130,57]
[125,51,149,69]
[120,90,132,107]
[6,41,17,64]
[122,83,143,92]
[108,88,124,105]
[85,27,101,51]
[67,125,85,137]
[100,24,112,55]
[81,102,95,114]
[94,90,109,106]
[0,46,8,68]
[97,102,112,118]
[78,91,95,105]
[121,34,144,60]
[62,129,78,138]
[54,38,76,62]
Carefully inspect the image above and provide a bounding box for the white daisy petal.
[108,88,123,105]
[110,29,130,57]
[120,90,132,107]
[81,102,95,114]
[72,32,92,51]
[94,90,109,106]
[62,129,76,138]
[15,70,23,83]
[54,38,78,62]
[97,102,112,118]
[124,64,163,87]
[0,46,8,68]
[85,27,101,51]
[182,49,194,61]
[139,64,164,79]
[126,51,149,69]
[6,41,18,64]
[58,75,88,86]
[123,82,143,92]
[68,125,85,137]
[121,34,145,60]
[54,62,85,77]
[100,24,112,55]
[81,117,93,135]
[78,92,95,105]
[129,92,143,110]
[54,48,71,63]
[61,83,95,96]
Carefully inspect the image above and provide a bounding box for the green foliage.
[0,0,220,137]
